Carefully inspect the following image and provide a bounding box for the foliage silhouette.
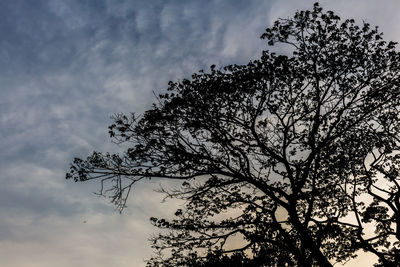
[67,3,400,266]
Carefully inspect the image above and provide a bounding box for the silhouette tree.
[67,3,400,266]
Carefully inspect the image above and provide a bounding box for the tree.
[67,3,400,266]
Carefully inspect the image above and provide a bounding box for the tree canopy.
[67,3,400,266]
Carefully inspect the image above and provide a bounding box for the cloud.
[1,0,399,266]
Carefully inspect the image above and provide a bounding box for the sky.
[1,1,399,266]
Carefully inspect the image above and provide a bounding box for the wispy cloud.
[1,0,399,266]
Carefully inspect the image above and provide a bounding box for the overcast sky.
[1,1,399,266]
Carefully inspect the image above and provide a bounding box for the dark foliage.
[67,3,400,266]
